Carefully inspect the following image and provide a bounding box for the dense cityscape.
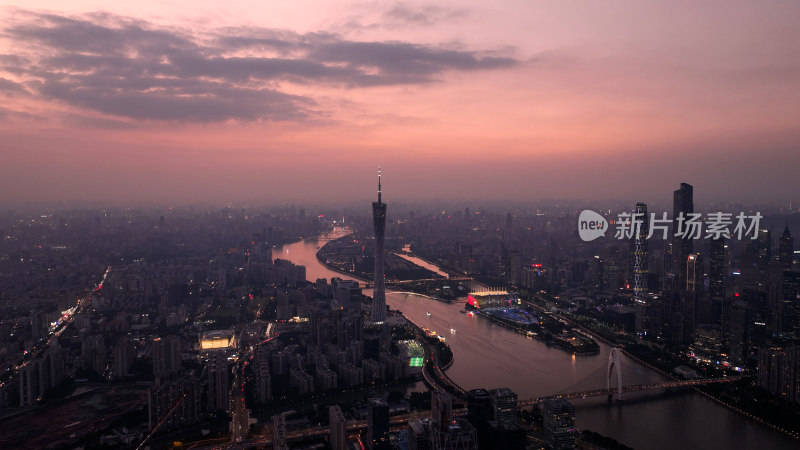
[2,1,800,449]
[0,176,798,449]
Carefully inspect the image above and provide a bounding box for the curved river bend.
[274,230,798,450]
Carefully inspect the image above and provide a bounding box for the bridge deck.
[518,377,740,406]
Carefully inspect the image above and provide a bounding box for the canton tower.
[372,168,387,323]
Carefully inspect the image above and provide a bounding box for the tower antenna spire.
[378,166,382,204]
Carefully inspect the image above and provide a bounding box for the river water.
[273,230,798,450]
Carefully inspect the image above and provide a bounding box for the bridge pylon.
[608,347,623,401]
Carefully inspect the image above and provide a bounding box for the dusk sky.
[1,1,799,206]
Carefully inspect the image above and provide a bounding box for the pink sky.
[1,1,799,206]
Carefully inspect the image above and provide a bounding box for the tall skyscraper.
[372,168,387,324]
[781,270,800,339]
[780,223,794,269]
[633,204,650,335]
[673,183,695,343]
[742,228,771,293]
[709,237,727,328]
[672,183,694,287]
[679,253,703,340]
[686,254,702,293]
[633,202,649,300]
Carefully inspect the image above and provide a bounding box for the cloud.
[383,2,470,27]
[0,105,39,120]
[335,2,470,34]
[63,115,139,130]
[0,10,518,123]
[309,41,515,79]
[0,77,29,95]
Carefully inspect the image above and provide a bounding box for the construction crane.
[136,390,189,450]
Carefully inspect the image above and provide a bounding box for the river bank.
[274,231,800,450]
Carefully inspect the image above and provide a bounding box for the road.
[229,369,249,442]
[205,409,459,450]
[0,265,111,389]
[229,319,278,443]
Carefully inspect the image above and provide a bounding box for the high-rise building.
[686,254,702,293]
[372,168,387,324]
[672,183,695,343]
[316,366,338,391]
[757,347,800,404]
[729,299,750,365]
[466,388,493,423]
[672,183,694,287]
[379,351,406,380]
[82,334,106,376]
[290,368,314,394]
[112,337,134,379]
[367,397,390,449]
[41,344,65,393]
[767,261,784,337]
[781,270,800,338]
[329,405,348,450]
[780,223,794,269]
[276,291,291,320]
[431,389,452,431]
[709,237,727,328]
[19,359,41,406]
[489,387,517,429]
[363,359,385,383]
[30,310,46,340]
[207,351,229,412]
[338,361,363,386]
[254,351,272,403]
[148,374,203,432]
[742,228,771,294]
[508,250,521,285]
[153,335,181,383]
[682,253,704,339]
[633,203,650,334]
[273,414,288,450]
[271,351,288,375]
[541,398,576,450]
[633,202,649,300]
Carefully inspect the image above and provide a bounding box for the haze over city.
[4,3,800,450]
[2,1,799,205]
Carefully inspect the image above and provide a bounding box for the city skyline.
[0,176,799,448]
[1,1,799,205]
